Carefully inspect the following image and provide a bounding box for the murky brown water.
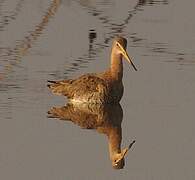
[0,0,195,179]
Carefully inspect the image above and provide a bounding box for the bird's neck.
[110,51,123,81]
[107,127,122,160]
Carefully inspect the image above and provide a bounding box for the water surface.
[0,0,195,179]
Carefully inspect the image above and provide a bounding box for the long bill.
[118,43,138,71]
[119,140,136,162]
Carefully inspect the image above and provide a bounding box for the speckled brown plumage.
[48,37,137,104]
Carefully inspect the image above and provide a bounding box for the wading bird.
[48,37,137,104]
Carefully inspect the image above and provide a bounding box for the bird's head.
[112,37,137,71]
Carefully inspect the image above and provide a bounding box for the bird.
[47,36,137,104]
[48,103,135,169]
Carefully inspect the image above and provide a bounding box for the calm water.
[0,0,195,179]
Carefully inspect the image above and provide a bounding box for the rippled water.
[0,0,195,179]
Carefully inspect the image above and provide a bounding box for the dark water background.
[0,0,195,179]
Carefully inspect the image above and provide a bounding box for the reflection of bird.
[48,103,135,169]
[48,37,137,104]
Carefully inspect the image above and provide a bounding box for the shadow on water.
[0,0,61,81]
[48,103,135,169]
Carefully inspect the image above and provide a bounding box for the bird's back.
[48,73,110,104]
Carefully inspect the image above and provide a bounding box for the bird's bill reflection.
[48,103,135,169]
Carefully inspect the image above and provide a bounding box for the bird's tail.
[47,80,58,84]
[47,80,67,96]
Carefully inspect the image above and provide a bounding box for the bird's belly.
[70,83,124,104]
[70,93,105,104]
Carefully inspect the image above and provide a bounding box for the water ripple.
[50,0,165,79]
[0,0,61,81]
[0,0,24,31]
